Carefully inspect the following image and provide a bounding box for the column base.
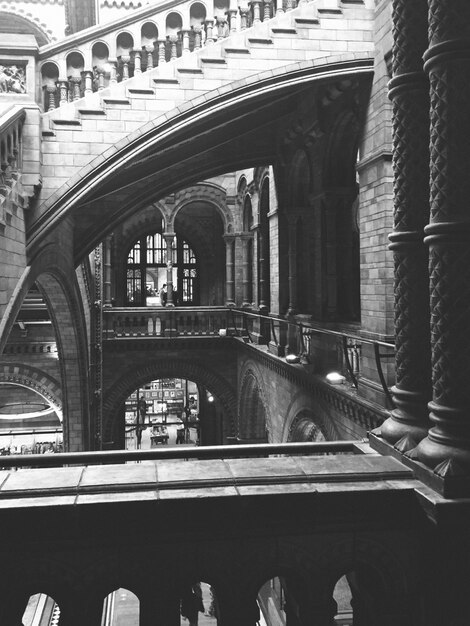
[369,430,470,498]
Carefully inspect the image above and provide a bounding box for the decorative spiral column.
[415,0,470,472]
[133,48,142,74]
[379,0,432,446]
[46,84,57,111]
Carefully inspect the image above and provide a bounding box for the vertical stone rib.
[416,1,470,471]
[380,0,431,445]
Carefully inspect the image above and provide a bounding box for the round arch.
[0,9,52,45]
[169,184,231,232]
[0,364,62,420]
[27,56,374,260]
[103,358,237,443]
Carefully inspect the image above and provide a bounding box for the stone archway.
[0,364,62,420]
[102,358,237,445]
[238,368,269,442]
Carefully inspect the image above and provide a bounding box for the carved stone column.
[224,235,236,307]
[169,36,178,61]
[58,79,68,105]
[158,40,166,65]
[263,0,271,21]
[227,8,238,33]
[71,76,81,100]
[415,0,470,472]
[46,84,57,111]
[380,0,431,447]
[103,235,113,307]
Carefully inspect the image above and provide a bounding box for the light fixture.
[285,354,300,364]
[219,328,227,337]
[326,372,345,384]
[207,394,214,403]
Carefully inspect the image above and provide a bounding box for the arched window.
[126,232,198,306]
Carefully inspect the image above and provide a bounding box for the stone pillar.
[194,27,202,50]
[164,233,176,307]
[224,235,236,307]
[263,0,271,21]
[276,0,284,15]
[241,234,252,307]
[169,36,178,61]
[227,8,238,33]
[415,0,470,472]
[380,0,431,447]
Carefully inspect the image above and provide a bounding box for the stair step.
[247,37,273,45]
[342,0,364,3]
[102,98,131,106]
[78,108,106,116]
[177,67,204,74]
[153,78,180,85]
[42,130,55,138]
[128,88,155,95]
[200,57,227,64]
[271,27,297,34]
[52,119,81,126]
[295,17,320,26]
[224,47,250,54]
[318,8,343,14]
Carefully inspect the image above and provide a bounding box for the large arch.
[26,56,374,264]
[102,358,237,443]
[237,363,270,441]
[0,9,52,45]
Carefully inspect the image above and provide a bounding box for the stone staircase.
[38,0,373,203]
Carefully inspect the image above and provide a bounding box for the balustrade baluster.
[227,9,238,33]
[169,36,177,61]
[97,68,105,90]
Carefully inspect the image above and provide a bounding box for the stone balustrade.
[38,0,302,111]
[0,105,25,228]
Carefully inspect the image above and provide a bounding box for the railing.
[39,0,304,111]
[103,306,232,337]
[228,309,395,408]
[0,106,25,212]
[0,440,365,468]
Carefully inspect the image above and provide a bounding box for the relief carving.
[0,65,26,94]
